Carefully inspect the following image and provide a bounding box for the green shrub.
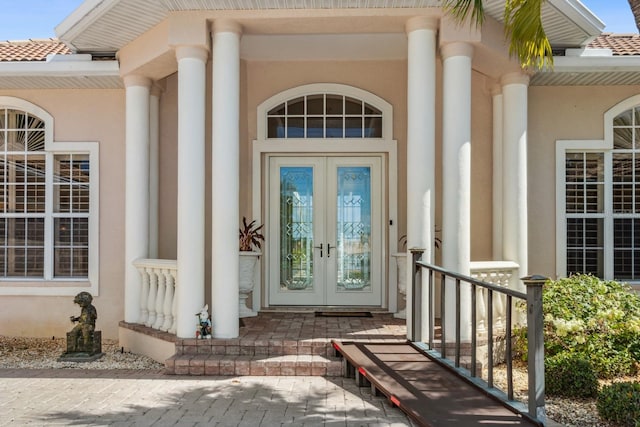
[597,381,640,427]
[545,353,598,398]
[541,274,640,378]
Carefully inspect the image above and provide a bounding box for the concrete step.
[165,353,344,376]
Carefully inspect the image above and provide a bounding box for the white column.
[211,20,242,339]
[441,42,473,341]
[405,16,438,342]
[175,45,208,338]
[492,86,504,260]
[124,75,151,323]
[149,85,161,259]
[502,72,530,290]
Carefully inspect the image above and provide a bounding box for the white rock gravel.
[0,336,628,426]
[0,335,164,370]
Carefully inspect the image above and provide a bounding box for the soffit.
[0,76,124,89]
[484,0,604,47]
[531,71,640,86]
[531,55,640,86]
[58,0,601,53]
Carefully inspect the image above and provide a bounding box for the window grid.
[565,106,640,280]
[267,94,383,139]
[0,108,90,280]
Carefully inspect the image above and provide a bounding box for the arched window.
[267,94,382,139]
[0,98,97,287]
[258,84,392,141]
[559,96,640,280]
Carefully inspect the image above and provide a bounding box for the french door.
[268,156,382,306]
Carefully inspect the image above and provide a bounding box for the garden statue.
[59,291,103,361]
[196,304,212,339]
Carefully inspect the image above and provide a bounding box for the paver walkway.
[0,369,415,426]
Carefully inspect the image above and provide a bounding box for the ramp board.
[332,341,541,427]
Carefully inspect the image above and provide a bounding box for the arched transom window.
[267,93,383,139]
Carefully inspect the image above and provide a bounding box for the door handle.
[327,243,331,258]
[314,243,323,257]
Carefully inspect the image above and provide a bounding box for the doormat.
[315,311,372,318]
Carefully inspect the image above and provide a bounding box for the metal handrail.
[409,249,546,424]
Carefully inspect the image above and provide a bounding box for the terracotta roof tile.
[587,33,640,56]
[0,39,72,62]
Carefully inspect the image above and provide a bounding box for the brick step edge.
[175,338,407,358]
[165,354,343,377]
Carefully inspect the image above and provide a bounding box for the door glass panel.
[280,167,314,291]
[335,166,371,291]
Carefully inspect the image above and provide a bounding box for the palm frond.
[442,0,485,27]
[442,0,553,70]
[504,0,553,70]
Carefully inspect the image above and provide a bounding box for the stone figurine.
[59,291,103,361]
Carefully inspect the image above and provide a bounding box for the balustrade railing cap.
[521,274,549,284]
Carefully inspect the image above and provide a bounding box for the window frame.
[0,97,99,296]
[556,94,640,282]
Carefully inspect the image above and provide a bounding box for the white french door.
[268,156,382,306]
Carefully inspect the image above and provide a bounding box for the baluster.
[494,272,507,330]
[169,268,178,334]
[161,268,175,332]
[476,280,487,333]
[138,266,150,325]
[153,267,166,330]
[146,267,158,327]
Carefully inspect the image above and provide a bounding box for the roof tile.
[0,39,71,62]
[587,33,640,56]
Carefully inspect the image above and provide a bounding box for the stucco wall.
[528,85,640,278]
[0,89,125,339]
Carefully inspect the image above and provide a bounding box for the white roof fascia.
[548,0,605,39]
[549,55,640,73]
[0,59,119,77]
[565,48,613,57]
[54,0,120,51]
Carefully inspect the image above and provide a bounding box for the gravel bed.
[490,361,621,427]
[0,335,164,370]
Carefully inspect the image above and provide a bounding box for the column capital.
[212,19,243,36]
[406,16,439,34]
[441,42,474,60]
[150,83,164,98]
[123,74,152,88]
[491,84,502,97]
[175,45,209,62]
[501,72,530,87]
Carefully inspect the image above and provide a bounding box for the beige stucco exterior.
[0,2,632,340]
[0,89,125,338]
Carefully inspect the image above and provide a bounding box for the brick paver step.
[165,353,344,377]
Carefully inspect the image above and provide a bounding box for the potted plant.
[238,217,264,318]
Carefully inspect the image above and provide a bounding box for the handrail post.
[522,275,547,423]
[409,248,425,342]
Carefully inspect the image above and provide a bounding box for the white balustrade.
[470,261,519,333]
[134,259,177,333]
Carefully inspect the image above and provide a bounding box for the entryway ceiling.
[57,0,602,54]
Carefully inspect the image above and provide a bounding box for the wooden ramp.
[332,341,542,427]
